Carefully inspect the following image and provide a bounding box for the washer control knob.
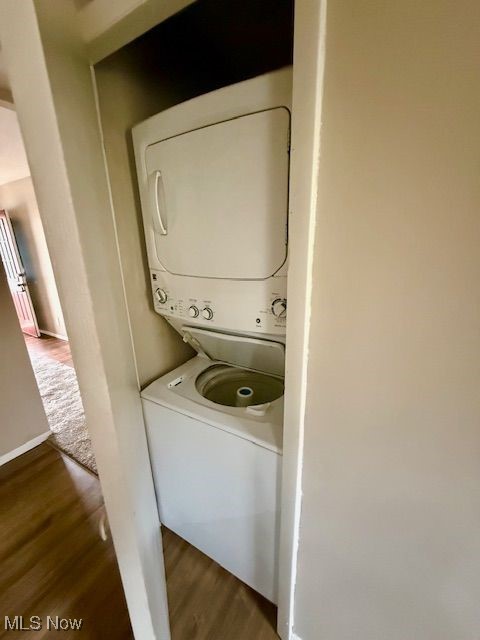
[271,298,287,318]
[188,305,199,318]
[155,288,167,304]
[202,307,214,320]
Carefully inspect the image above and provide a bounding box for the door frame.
[0,1,327,638]
[277,1,327,637]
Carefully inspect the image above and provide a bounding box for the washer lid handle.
[182,330,210,359]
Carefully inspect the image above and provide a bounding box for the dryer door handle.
[149,170,168,235]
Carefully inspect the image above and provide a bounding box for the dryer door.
[145,107,290,280]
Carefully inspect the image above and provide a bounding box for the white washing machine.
[133,68,292,603]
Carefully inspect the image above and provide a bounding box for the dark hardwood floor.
[24,334,73,367]
[0,444,133,639]
[163,528,278,640]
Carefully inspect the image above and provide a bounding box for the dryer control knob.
[202,307,214,320]
[188,305,199,318]
[271,298,287,318]
[155,288,167,304]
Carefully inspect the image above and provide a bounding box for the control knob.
[154,288,167,304]
[202,307,214,320]
[271,298,287,318]
[188,305,199,318]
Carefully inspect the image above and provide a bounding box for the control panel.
[150,269,287,335]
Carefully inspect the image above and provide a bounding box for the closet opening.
[94,1,294,636]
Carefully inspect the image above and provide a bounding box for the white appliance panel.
[145,108,290,280]
[183,327,285,377]
[143,398,281,603]
[150,269,287,336]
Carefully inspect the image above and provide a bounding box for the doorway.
[0,101,96,473]
[91,0,300,635]
[0,208,39,336]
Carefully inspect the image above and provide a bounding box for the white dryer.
[133,68,292,603]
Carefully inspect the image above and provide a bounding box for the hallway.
[0,443,132,639]
[24,334,73,367]
[24,334,96,474]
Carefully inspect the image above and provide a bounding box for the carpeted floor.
[28,350,97,474]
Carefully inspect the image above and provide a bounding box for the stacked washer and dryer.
[133,67,291,604]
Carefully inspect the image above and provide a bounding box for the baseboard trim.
[40,329,68,341]
[0,431,51,466]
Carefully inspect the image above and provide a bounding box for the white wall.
[0,51,9,92]
[75,0,144,42]
[94,52,192,388]
[0,106,29,185]
[293,1,480,639]
[0,176,66,337]
[78,0,195,63]
[0,264,49,459]
[0,50,14,108]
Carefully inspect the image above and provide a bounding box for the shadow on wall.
[102,0,295,100]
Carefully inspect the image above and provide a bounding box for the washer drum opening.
[195,364,284,408]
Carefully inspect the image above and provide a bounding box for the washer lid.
[181,327,285,377]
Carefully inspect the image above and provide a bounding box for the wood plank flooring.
[0,443,133,639]
[24,334,73,367]
[163,527,278,640]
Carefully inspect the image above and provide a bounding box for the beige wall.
[0,106,30,184]
[78,0,195,63]
[294,1,480,639]
[0,264,49,458]
[0,176,66,337]
[94,52,192,388]
[76,0,193,46]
